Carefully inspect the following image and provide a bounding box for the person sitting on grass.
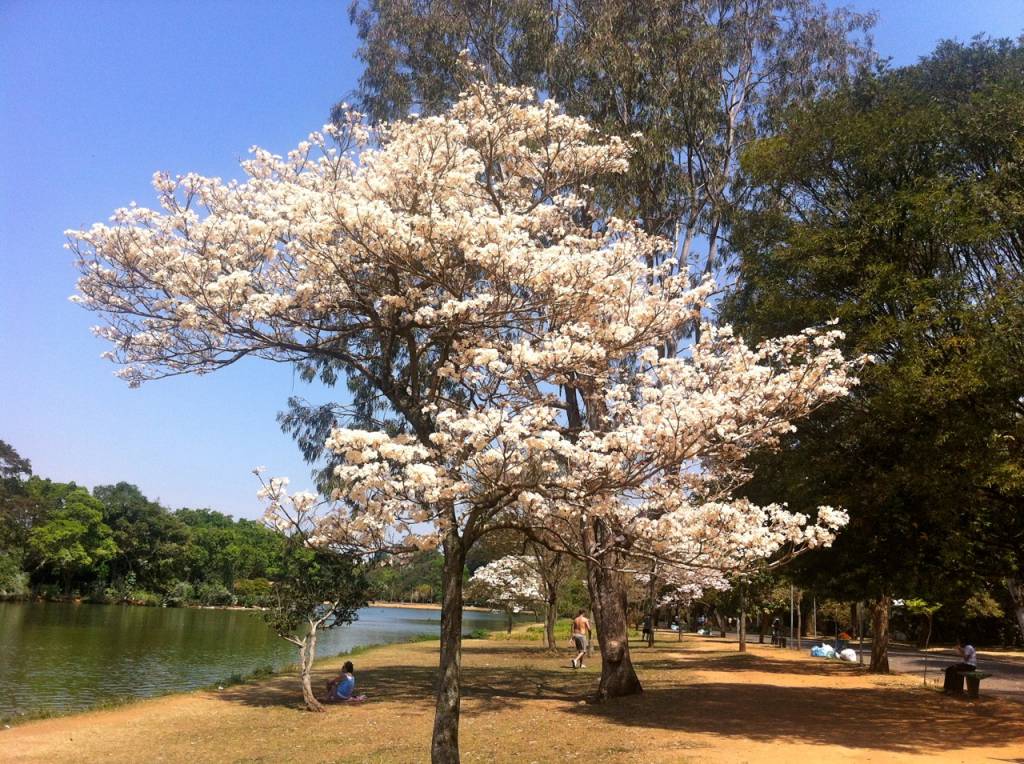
[325,661,367,703]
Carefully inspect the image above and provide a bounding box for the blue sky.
[2,1,1022,519]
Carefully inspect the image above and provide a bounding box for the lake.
[0,601,517,719]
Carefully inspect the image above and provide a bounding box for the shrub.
[104,573,137,603]
[196,582,234,606]
[129,589,162,606]
[163,581,194,607]
[0,555,30,599]
[38,583,62,600]
[233,577,273,607]
[84,582,112,604]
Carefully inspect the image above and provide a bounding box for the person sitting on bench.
[943,636,977,693]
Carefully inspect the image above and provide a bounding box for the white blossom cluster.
[71,83,861,587]
[467,555,544,611]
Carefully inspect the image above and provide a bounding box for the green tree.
[724,38,1024,668]
[176,508,284,590]
[93,482,189,593]
[265,541,369,712]
[0,442,42,593]
[27,482,117,594]
[0,440,32,480]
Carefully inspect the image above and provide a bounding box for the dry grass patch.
[4,633,1024,763]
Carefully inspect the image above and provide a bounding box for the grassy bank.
[4,630,1024,763]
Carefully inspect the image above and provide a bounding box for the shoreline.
[2,597,500,614]
[0,621,525,728]
[367,600,496,612]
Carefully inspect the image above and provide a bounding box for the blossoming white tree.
[70,83,857,763]
[467,555,543,633]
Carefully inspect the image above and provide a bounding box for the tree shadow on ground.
[213,641,1024,755]
[634,652,867,678]
[567,682,1024,755]
[214,659,592,715]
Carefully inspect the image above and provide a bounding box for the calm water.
[0,601,514,718]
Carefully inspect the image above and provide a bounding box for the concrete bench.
[957,670,993,699]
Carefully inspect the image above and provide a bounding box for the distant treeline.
[0,440,448,607]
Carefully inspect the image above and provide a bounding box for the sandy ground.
[4,633,1023,763]
[367,601,493,612]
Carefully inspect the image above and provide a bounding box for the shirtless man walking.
[570,609,592,669]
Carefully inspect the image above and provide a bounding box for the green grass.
[207,663,279,690]
[405,633,440,643]
[2,694,138,728]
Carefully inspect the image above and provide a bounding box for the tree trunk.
[646,570,657,648]
[738,587,747,653]
[1007,578,1024,642]
[545,596,558,651]
[712,610,727,638]
[583,534,642,700]
[759,612,768,644]
[506,609,513,634]
[298,630,324,712]
[431,533,466,764]
[797,596,803,643]
[869,593,891,673]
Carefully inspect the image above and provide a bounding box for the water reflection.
[0,602,519,717]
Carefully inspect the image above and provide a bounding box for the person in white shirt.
[943,637,978,693]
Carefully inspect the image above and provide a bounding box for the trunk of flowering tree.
[431,533,466,764]
[298,628,324,712]
[506,609,513,634]
[584,523,642,700]
[1008,578,1024,642]
[545,596,558,651]
[869,593,891,673]
[589,567,642,699]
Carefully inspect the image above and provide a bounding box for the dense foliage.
[723,38,1024,660]
[0,442,281,605]
[0,441,471,607]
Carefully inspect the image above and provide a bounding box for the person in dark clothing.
[943,637,978,694]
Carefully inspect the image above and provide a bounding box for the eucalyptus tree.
[346,0,875,283]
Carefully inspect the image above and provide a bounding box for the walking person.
[570,609,592,669]
[943,636,977,694]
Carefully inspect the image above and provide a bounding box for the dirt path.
[4,635,1023,763]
